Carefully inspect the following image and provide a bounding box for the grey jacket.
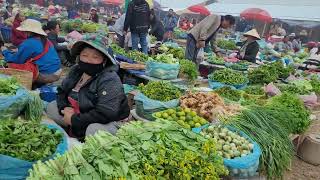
[189,14,221,42]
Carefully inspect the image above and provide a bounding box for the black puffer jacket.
[150,17,165,41]
[124,0,150,33]
[56,65,130,137]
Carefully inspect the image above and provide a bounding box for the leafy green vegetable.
[266,92,311,134]
[217,39,237,50]
[117,120,228,179]
[159,45,185,59]
[229,62,251,71]
[208,68,248,85]
[0,77,20,95]
[138,81,182,101]
[226,107,294,179]
[127,50,149,63]
[28,132,139,180]
[207,54,225,65]
[310,76,320,94]
[28,120,228,180]
[248,64,278,84]
[248,62,295,84]
[149,53,179,64]
[0,119,62,161]
[277,83,311,95]
[110,44,149,63]
[214,86,242,102]
[179,59,199,81]
[244,85,264,95]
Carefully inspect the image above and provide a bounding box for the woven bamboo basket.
[0,68,33,90]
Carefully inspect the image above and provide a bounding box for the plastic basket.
[0,68,33,90]
[192,125,261,178]
[0,26,11,43]
[208,79,248,90]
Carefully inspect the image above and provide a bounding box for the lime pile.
[154,108,208,129]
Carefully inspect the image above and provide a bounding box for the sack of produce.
[135,93,179,121]
[135,81,182,120]
[194,125,261,178]
[146,54,180,80]
[208,69,248,90]
[264,83,281,97]
[0,122,68,180]
[0,76,30,119]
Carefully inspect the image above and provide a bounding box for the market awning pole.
[262,23,267,38]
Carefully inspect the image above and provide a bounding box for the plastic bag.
[145,61,180,80]
[134,93,179,120]
[0,123,68,180]
[223,126,261,178]
[264,83,281,97]
[208,80,248,90]
[300,93,318,108]
[0,88,30,119]
[134,93,179,110]
[67,30,83,40]
[197,48,205,60]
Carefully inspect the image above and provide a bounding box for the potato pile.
[180,92,241,121]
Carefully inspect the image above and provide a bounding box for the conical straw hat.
[244,29,261,40]
[16,19,47,36]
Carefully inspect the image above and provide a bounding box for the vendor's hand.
[63,109,75,126]
[196,41,205,48]
[1,46,7,51]
[216,52,223,57]
[62,107,75,126]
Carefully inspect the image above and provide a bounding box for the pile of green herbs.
[214,86,242,102]
[0,119,63,161]
[179,59,199,82]
[277,83,312,95]
[310,75,320,94]
[225,107,294,179]
[110,44,149,63]
[0,77,19,95]
[244,85,265,95]
[207,54,225,65]
[266,92,311,134]
[159,45,185,59]
[148,53,179,64]
[217,39,237,50]
[248,61,295,84]
[138,81,182,101]
[208,68,247,85]
[28,120,228,180]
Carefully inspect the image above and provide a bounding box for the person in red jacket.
[11,12,27,46]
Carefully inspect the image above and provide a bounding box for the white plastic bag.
[197,48,205,60]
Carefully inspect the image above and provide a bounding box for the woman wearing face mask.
[1,19,61,87]
[46,34,130,139]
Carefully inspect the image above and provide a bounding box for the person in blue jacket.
[0,19,61,87]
